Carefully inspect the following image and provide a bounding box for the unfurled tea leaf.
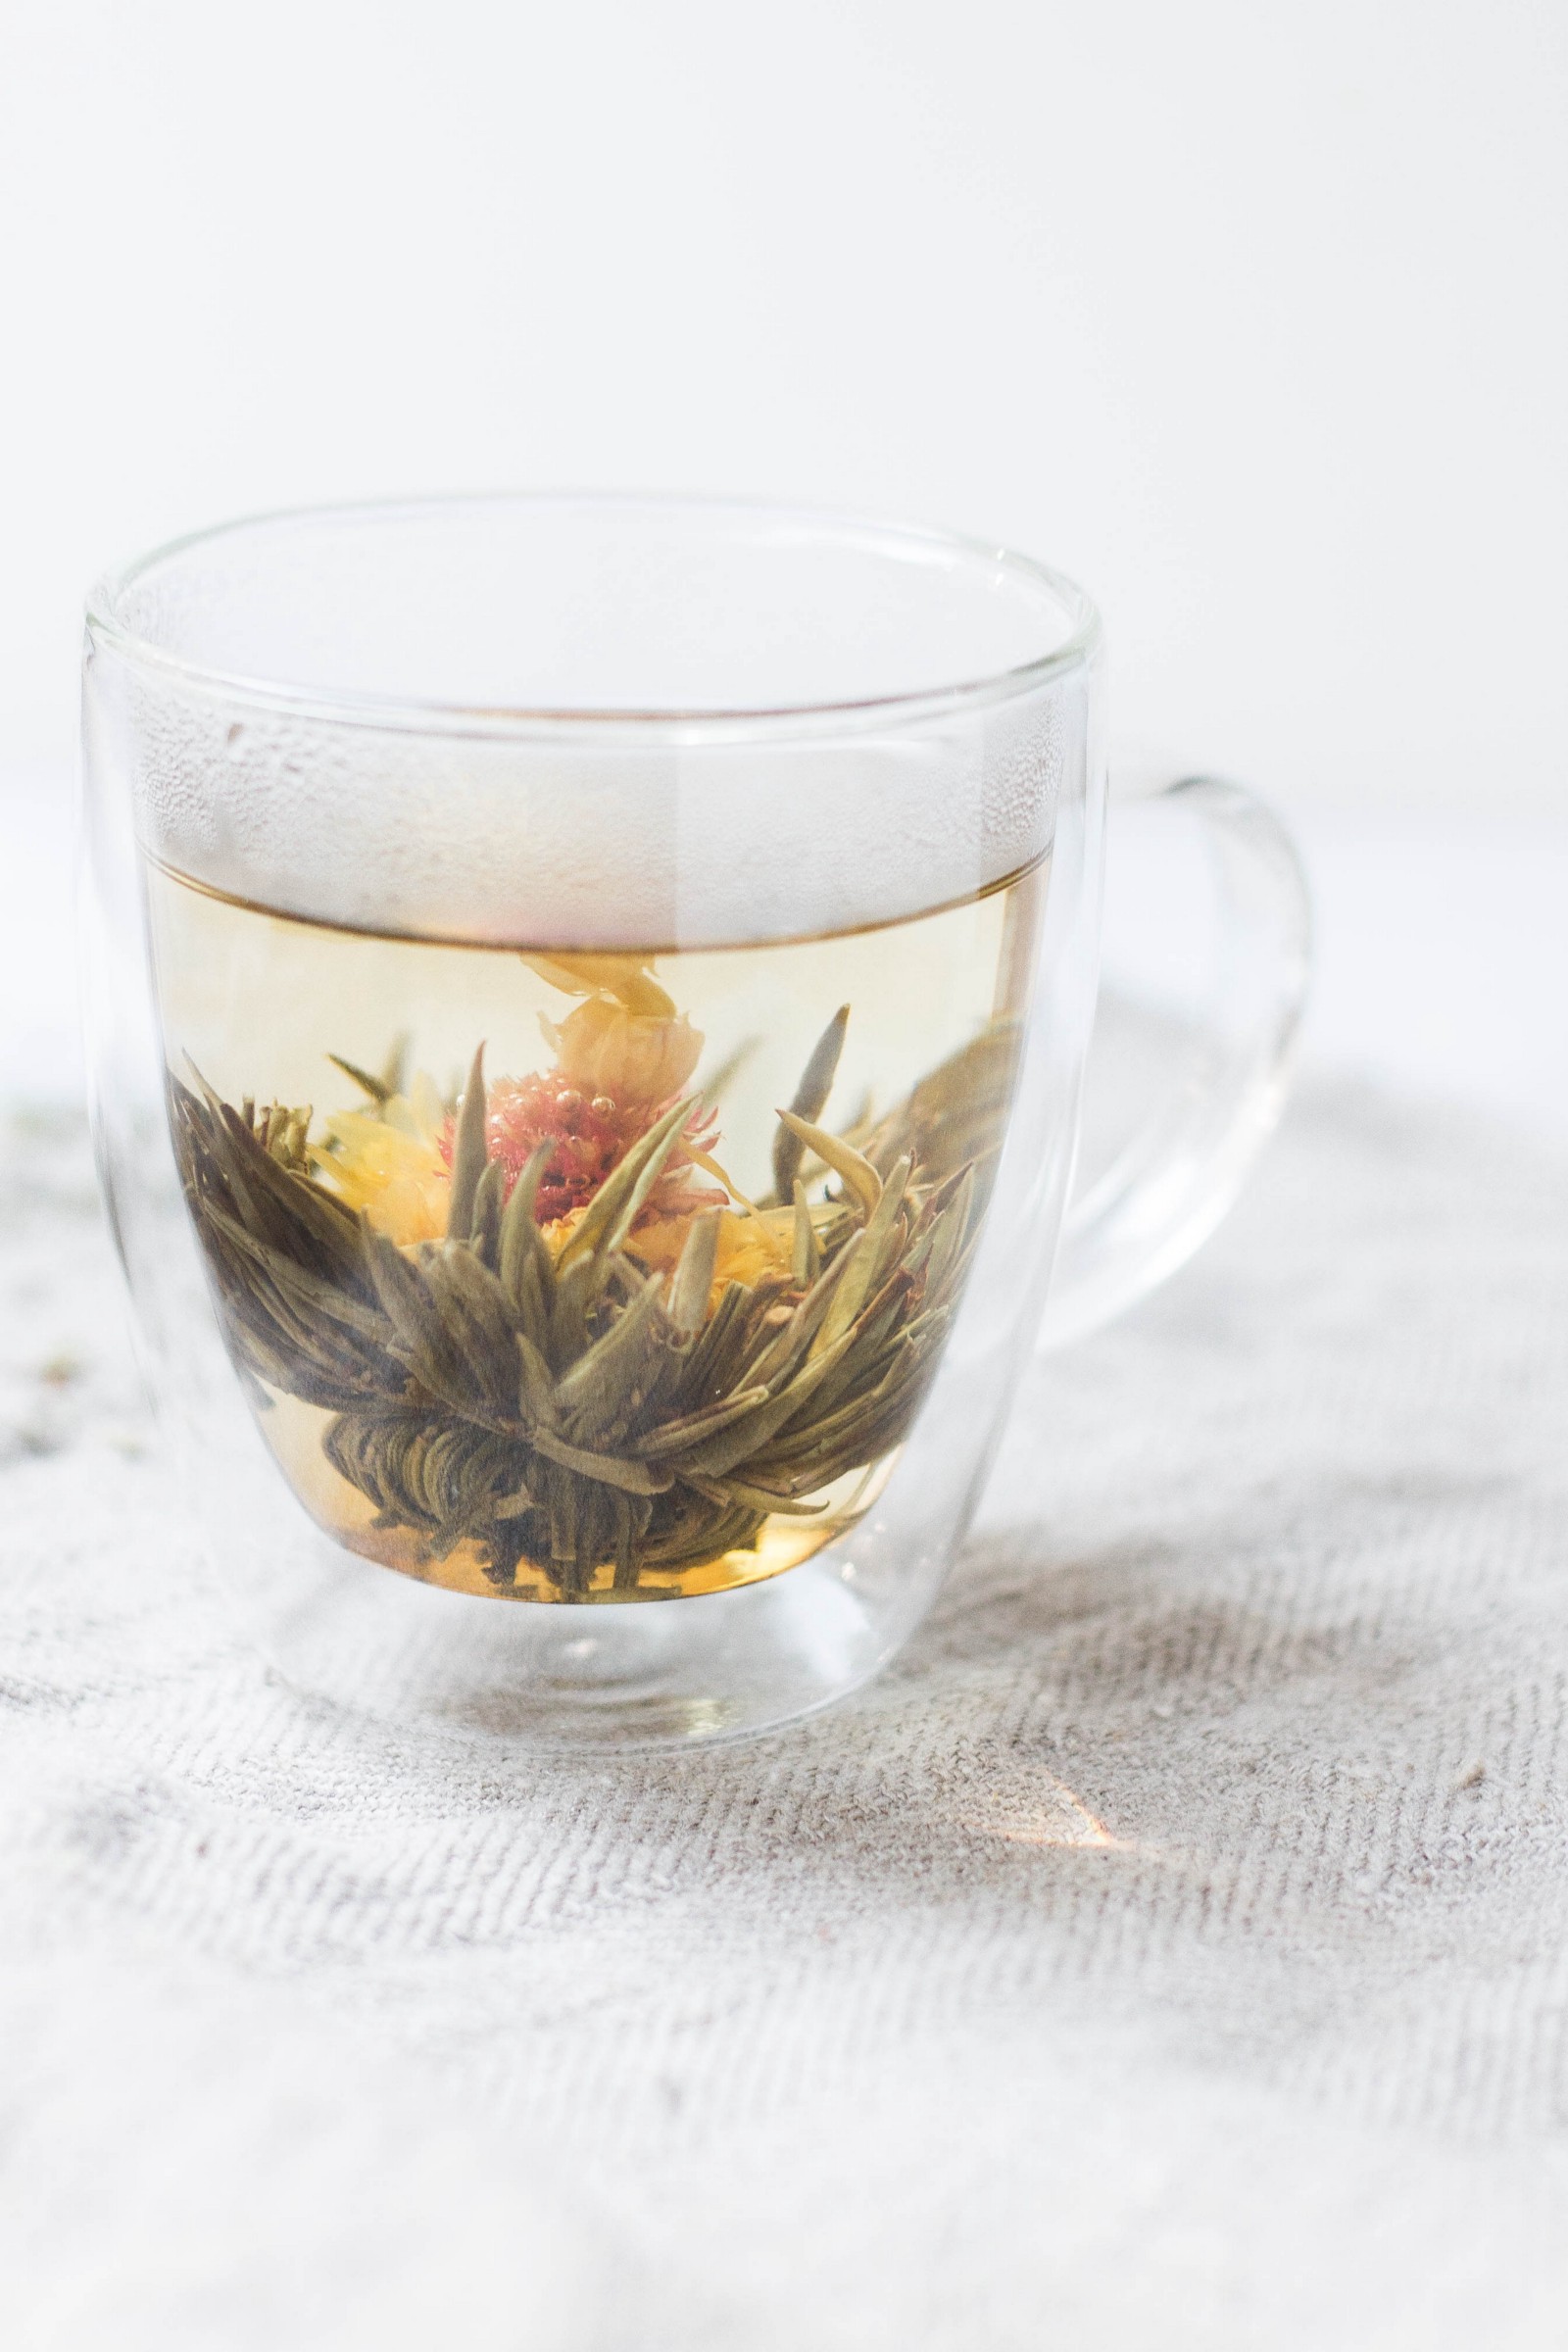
[773,1110,881,1220]
[328,1053,392,1104]
[791,1180,820,1286]
[557,1096,692,1274]
[667,1208,720,1337]
[446,1046,488,1242]
[532,1426,673,1495]
[771,1004,849,1203]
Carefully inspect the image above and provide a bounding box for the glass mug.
[80,496,1308,1747]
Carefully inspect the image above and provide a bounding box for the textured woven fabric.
[3,1081,1568,2349]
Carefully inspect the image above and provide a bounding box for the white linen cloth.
[4,1066,1568,2351]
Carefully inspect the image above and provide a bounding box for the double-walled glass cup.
[81,497,1307,1747]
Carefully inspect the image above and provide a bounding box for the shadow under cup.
[80,497,1103,1746]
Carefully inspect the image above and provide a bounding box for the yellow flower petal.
[631,1207,796,1311]
[313,1102,450,1246]
[551,998,703,1103]
[519,951,676,1019]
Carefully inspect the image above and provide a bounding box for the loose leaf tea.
[151,868,1044,1601]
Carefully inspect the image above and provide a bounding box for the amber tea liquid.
[147,861,1045,1602]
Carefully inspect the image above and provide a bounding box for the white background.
[3,0,1565,809]
[2,1,1565,1122]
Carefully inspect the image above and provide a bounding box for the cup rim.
[84,490,1102,743]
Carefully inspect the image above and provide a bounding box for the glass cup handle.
[1039,773,1312,1350]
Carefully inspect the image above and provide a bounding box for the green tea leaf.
[532,1427,674,1495]
[771,1003,849,1201]
[558,1095,693,1273]
[667,1207,720,1336]
[446,1045,488,1241]
[327,1053,391,1104]
[773,1110,881,1219]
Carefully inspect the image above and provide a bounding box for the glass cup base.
[229,1530,906,1750]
